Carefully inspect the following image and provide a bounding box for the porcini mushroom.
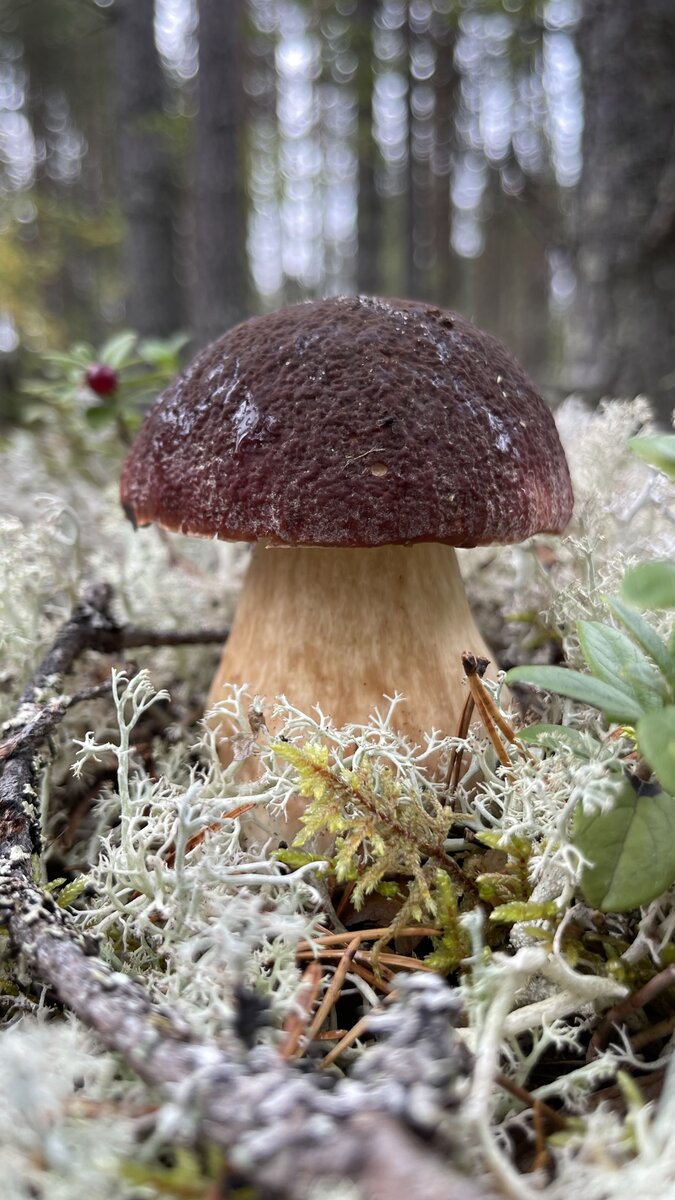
[121,296,573,773]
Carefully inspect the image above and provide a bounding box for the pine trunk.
[355,0,382,296]
[431,9,460,308]
[568,0,675,424]
[194,0,249,347]
[111,0,182,337]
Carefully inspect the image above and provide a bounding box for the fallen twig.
[279,961,323,1060]
[588,962,675,1061]
[120,625,230,649]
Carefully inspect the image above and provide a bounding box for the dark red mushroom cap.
[120,296,573,549]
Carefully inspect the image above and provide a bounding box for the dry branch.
[0,583,494,1200]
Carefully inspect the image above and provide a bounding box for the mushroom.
[121,296,573,781]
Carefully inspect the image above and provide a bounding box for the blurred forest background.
[1,0,674,424]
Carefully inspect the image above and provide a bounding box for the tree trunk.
[430,6,460,308]
[111,0,182,337]
[567,0,675,424]
[194,0,249,347]
[403,11,420,299]
[355,0,382,296]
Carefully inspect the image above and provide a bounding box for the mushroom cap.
[120,296,573,549]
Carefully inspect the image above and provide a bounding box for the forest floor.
[1,395,675,1200]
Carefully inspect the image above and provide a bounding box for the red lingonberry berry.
[85,363,118,396]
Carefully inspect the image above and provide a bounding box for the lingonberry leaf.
[636,707,675,795]
[99,330,138,369]
[606,595,674,687]
[85,403,117,428]
[574,776,675,910]
[622,562,675,610]
[505,665,645,724]
[577,619,667,708]
[628,433,675,481]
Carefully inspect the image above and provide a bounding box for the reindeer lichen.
[1,396,675,1197]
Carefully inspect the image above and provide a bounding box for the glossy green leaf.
[628,434,675,480]
[138,332,189,365]
[505,665,645,724]
[606,595,674,685]
[637,707,675,794]
[100,329,138,368]
[69,342,96,365]
[622,562,675,610]
[41,350,90,370]
[574,777,675,910]
[578,619,667,708]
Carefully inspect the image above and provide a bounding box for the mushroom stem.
[207,542,497,754]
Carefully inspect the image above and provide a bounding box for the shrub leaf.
[505,665,644,724]
[636,707,675,794]
[577,619,667,708]
[628,434,675,480]
[622,562,675,610]
[606,595,674,686]
[574,777,675,910]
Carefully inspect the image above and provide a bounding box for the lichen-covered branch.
[0,584,492,1200]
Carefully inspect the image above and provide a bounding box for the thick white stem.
[208,542,496,750]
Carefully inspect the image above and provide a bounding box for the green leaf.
[375,881,402,898]
[69,341,96,366]
[138,331,189,365]
[489,900,558,924]
[577,619,667,708]
[85,403,117,428]
[628,434,675,480]
[505,665,645,724]
[100,329,138,369]
[40,350,90,371]
[574,777,675,910]
[606,595,674,686]
[56,875,90,908]
[636,707,675,794]
[517,723,596,756]
[622,562,675,610]
[273,848,330,870]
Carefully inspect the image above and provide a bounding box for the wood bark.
[404,9,420,299]
[194,0,249,346]
[355,0,382,295]
[431,8,461,308]
[111,0,182,336]
[404,7,435,300]
[568,0,675,424]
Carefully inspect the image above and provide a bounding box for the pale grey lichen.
[0,397,674,1198]
[0,1019,142,1200]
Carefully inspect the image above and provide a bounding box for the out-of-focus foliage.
[20,329,186,439]
[12,330,186,482]
[507,434,675,912]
